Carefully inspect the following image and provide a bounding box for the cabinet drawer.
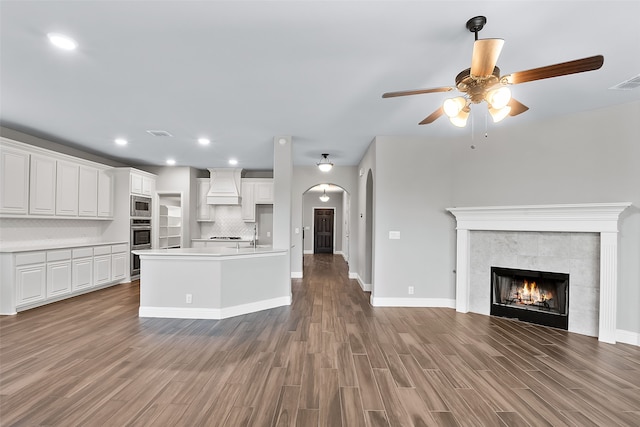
[72,247,93,258]
[93,245,111,256]
[47,249,72,262]
[15,252,46,266]
[111,244,127,254]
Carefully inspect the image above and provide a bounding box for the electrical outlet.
[266,231,271,237]
[408,286,414,295]
[186,293,192,304]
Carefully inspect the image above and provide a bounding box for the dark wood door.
[314,209,334,254]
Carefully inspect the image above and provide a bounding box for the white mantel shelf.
[447,202,632,344]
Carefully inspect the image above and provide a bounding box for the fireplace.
[491,267,569,330]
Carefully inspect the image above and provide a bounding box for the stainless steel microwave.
[131,195,152,217]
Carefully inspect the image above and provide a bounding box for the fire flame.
[518,280,551,305]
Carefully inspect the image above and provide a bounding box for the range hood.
[207,168,242,205]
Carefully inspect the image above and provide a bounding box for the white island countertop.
[133,246,285,258]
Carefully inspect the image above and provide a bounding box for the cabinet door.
[142,176,154,196]
[97,170,113,217]
[111,253,126,282]
[254,181,274,204]
[29,155,57,215]
[47,261,72,298]
[72,257,93,291]
[241,182,255,222]
[78,166,98,217]
[130,173,143,195]
[55,161,79,216]
[94,255,111,286]
[196,178,213,221]
[0,147,29,214]
[16,264,46,306]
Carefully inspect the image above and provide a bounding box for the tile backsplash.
[0,218,107,248]
[199,205,256,239]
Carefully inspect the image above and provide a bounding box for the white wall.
[450,101,640,336]
[366,136,456,303]
[291,165,358,277]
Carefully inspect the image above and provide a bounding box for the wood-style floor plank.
[1,254,639,426]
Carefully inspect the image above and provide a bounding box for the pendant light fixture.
[317,153,333,172]
[319,189,330,202]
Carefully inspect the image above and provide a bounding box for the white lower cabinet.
[111,244,127,282]
[72,247,94,291]
[3,243,127,314]
[94,246,112,287]
[46,250,72,298]
[16,263,46,306]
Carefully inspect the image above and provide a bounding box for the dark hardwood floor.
[1,254,639,426]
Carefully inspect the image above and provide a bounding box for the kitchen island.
[132,246,290,319]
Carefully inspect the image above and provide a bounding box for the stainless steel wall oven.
[131,218,151,277]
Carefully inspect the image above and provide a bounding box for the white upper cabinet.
[78,166,98,217]
[97,169,113,218]
[1,138,114,220]
[29,155,57,215]
[131,171,154,196]
[241,180,256,222]
[196,178,214,221]
[254,180,274,204]
[56,161,79,216]
[0,146,29,214]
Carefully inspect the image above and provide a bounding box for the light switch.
[389,231,400,239]
[295,228,300,234]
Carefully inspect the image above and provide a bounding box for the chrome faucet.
[253,224,257,248]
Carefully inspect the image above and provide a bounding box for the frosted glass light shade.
[449,108,470,127]
[489,105,511,122]
[486,87,511,109]
[443,97,467,117]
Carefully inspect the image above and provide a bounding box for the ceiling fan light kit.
[383,15,604,128]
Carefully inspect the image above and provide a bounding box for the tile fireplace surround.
[447,203,631,344]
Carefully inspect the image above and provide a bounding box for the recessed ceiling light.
[166,159,176,166]
[198,138,210,145]
[114,138,128,146]
[47,33,78,51]
[228,159,238,166]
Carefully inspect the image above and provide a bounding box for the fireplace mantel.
[447,202,631,344]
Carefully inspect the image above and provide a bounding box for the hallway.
[1,255,639,425]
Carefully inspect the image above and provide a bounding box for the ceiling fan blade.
[504,55,604,85]
[470,38,504,77]
[382,87,453,98]
[419,107,443,125]
[508,98,529,116]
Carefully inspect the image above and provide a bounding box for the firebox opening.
[491,267,569,330]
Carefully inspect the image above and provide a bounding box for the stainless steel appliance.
[131,218,151,277]
[131,195,152,217]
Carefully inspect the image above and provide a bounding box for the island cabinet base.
[137,249,290,320]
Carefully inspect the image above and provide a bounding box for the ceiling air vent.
[146,130,173,137]
[609,74,640,90]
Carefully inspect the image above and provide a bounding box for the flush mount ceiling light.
[319,189,330,202]
[114,138,128,146]
[198,138,210,145]
[47,32,78,50]
[317,153,333,172]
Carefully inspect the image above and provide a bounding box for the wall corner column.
[598,231,618,344]
[455,228,470,313]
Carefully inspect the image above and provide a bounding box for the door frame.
[311,206,336,254]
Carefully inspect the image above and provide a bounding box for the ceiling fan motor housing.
[455,66,501,103]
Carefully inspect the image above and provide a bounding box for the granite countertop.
[0,241,128,253]
[133,246,283,257]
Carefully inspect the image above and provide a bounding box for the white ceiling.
[1,1,639,170]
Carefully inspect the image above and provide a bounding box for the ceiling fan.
[382,16,604,127]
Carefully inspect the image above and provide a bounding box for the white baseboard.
[291,272,303,279]
[616,329,640,347]
[139,295,292,320]
[354,273,371,292]
[370,297,456,308]
[348,272,358,279]
[303,250,313,255]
